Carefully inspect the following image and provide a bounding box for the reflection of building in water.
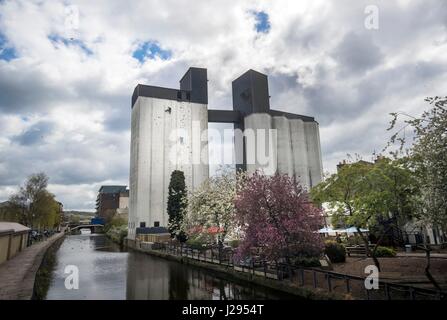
[126,251,280,300]
[126,253,170,299]
[126,252,210,300]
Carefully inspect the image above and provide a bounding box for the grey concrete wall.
[244,113,323,191]
[303,121,323,187]
[244,113,276,175]
[290,119,310,188]
[273,116,293,177]
[129,97,209,240]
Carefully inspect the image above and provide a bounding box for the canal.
[45,234,300,300]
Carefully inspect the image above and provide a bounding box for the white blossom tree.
[181,169,246,249]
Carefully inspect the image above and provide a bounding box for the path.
[0,232,65,300]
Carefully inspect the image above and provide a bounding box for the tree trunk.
[218,237,223,263]
[371,225,393,258]
[417,242,441,291]
[357,227,381,272]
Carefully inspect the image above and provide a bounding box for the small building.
[96,185,129,221]
[0,222,30,265]
[135,226,171,243]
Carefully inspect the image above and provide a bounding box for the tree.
[235,172,323,264]
[6,172,61,229]
[167,170,187,242]
[182,169,244,252]
[69,214,81,225]
[386,96,447,289]
[388,96,447,238]
[311,158,417,271]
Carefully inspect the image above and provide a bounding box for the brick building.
[96,186,129,222]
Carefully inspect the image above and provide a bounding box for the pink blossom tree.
[234,172,324,263]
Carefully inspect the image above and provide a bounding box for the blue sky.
[0,33,17,61]
[132,41,172,62]
[0,0,446,210]
[254,11,271,33]
[48,34,93,56]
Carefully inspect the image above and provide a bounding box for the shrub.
[228,240,240,248]
[346,236,363,246]
[374,246,396,257]
[324,240,346,263]
[186,238,207,251]
[292,256,321,268]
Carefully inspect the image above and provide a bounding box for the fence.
[149,242,445,300]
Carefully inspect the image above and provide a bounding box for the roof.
[136,227,170,235]
[0,222,30,234]
[98,186,128,194]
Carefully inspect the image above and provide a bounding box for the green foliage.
[312,159,417,231]
[374,246,396,257]
[228,240,240,248]
[324,240,346,263]
[345,236,363,246]
[186,238,207,251]
[69,215,80,224]
[106,225,128,245]
[33,238,63,299]
[167,170,187,241]
[387,96,447,233]
[292,256,321,268]
[105,215,127,231]
[6,172,61,229]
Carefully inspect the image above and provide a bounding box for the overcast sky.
[0,0,446,211]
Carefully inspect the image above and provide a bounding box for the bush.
[228,240,240,248]
[346,236,363,246]
[292,256,321,268]
[324,240,346,263]
[186,238,207,251]
[374,246,396,257]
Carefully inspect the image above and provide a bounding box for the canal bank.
[0,232,65,300]
[44,234,301,299]
[126,240,344,300]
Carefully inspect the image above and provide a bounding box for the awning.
[318,227,369,234]
[344,227,369,233]
[318,227,336,233]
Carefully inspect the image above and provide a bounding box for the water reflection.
[46,235,298,300]
[46,234,128,300]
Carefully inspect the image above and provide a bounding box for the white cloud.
[0,0,446,209]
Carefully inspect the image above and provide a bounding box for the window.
[154,221,160,227]
[140,222,146,228]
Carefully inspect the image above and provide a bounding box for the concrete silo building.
[128,67,323,241]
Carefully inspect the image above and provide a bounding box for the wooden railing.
[150,242,445,300]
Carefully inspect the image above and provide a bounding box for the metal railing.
[148,242,445,300]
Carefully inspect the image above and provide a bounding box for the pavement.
[333,254,447,291]
[0,232,65,300]
[396,252,447,259]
